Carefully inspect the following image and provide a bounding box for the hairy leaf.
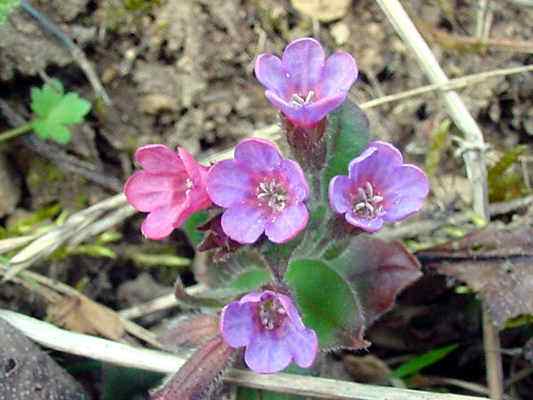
[322,100,370,197]
[30,80,91,144]
[419,227,533,327]
[285,258,366,349]
[326,236,422,325]
[151,335,235,400]
[183,211,209,247]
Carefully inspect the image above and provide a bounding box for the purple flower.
[220,290,318,374]
[255,37,358,128]
[329,141,429,232]
[206,138,309,244]
[124,144,211,240]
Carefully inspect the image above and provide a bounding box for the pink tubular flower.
[220,290,318,374]
[206,138,309,244]
[329,141,429,232]
[124,144,211,240]
[255,37,358,128]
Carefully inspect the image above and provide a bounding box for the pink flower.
[206,138,309,244]
[220,290,318,374]
[255,37,358,128]
[124,144,211,240]
[329,141,429,232]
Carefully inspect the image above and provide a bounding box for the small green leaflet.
[30,80,91,144]
[390,344,458,379]
[0,0,19,24]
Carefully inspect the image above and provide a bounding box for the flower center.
[290,90,315,108]
[258,298,286,330]
[353,182,384,219]
[256,179,288,212]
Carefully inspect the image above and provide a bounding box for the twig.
[475,0,493,43]
[0,262,159,348]
[0,99,122,192]
[415,376,514,400]
[374,2,501,399]
[0,310,487,400]
[483,306,505,400]
[19,0,111,105]
[118,284,206,320]
[3,194,127,281]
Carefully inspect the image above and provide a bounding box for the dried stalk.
[374,1,501,398]
[0,310,487,400]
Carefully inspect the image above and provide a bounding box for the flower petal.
[264,203,308,243]
[345,212,384,233]
[207,160,254,208]
[244,331,292,373]
[221,204,267,244]
[318,51,358,98]
[178,147,206,186]
[276,293,305,330]
[283,323,318,369]
[266,90,345,127]
[220,301,256,348]
[140,201,189,240]
[382,164,429,221]
[349,142,403,188]
[282,38,325,95]
[124,171,187,212]
[255,54,289,98]
[328,175,353,214]
[134,144,184,173]
[279,159,309,202]
[234,138,282,172]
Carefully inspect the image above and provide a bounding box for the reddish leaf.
[151,335,236,400]
[419,227,533,327]
[158,314,220,351]
[326,236,422,326]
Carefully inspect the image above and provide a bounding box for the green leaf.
[322,100,370,194]
[30,80,91,144]
[0,0,19,24]
[285,258,363,348]
[325,237,421,326]
[182,211,209,246]
[391,344,458,379]
[227,267,271,292]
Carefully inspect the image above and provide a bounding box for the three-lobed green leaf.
[30,80,91,144]
[0,0,19,24]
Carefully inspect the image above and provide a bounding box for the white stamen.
[352,182,384,219]
[290,90,315,108]
[256,179,287,212]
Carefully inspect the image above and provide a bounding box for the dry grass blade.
[3,194,128,281]
[0,310,488,400]
[374,1,501,398]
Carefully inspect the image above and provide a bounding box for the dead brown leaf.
[291,0,351,22]
[419,227,533,327]
[48,295,125,340]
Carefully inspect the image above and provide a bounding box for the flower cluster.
[124,38,429,375]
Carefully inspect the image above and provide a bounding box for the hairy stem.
[0,122,33,142]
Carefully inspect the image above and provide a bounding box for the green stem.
[0,122,33,142]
